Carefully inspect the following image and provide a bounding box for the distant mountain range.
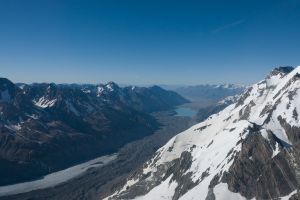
[196,94,241,122]
[0,79,188,186]
[106,66,300,200]
[173,84,245,103]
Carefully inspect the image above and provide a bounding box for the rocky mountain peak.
[268,66,294,78]
[0,78,15,91]
[105,66,300,200]
[95,82,120,97]
[0,78,17,102]
[105,81,119,92]
[47,83,57,90]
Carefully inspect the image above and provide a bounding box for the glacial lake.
[175,107,197,117]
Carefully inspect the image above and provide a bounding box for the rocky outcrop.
[222,128,299,199]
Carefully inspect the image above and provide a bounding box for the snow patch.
[280,189,297,200]
[106,84,114,91]
[272,142,280,158]
[134,176,178,200]
[214,183,246,200]
[34,97,57,108]
[97,86,104,97]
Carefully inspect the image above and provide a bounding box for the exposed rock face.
[0,80,188,186]
[105,66,300,200]
[222,130,299,199]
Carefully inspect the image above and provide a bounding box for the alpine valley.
[0,79,189,186]
[105,66,300,200]
[2,66,300,200]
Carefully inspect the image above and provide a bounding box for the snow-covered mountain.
[105,66,300,200]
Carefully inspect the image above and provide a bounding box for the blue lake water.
[175,107,197,117]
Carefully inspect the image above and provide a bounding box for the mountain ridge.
[105,66,300,200]
[0,79,188,186]
[173,83,245,104]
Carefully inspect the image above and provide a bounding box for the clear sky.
[0,0,300,85]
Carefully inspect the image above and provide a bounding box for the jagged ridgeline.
[105,66,300,200]
[0,80,188,186]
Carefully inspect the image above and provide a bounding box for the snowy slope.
[105,66,300,200]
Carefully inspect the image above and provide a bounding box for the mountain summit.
[105,66,300,200]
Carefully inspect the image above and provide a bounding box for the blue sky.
[0,0,300,85]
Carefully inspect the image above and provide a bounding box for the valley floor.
[0,154,117,197]
[0,110,196,200]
